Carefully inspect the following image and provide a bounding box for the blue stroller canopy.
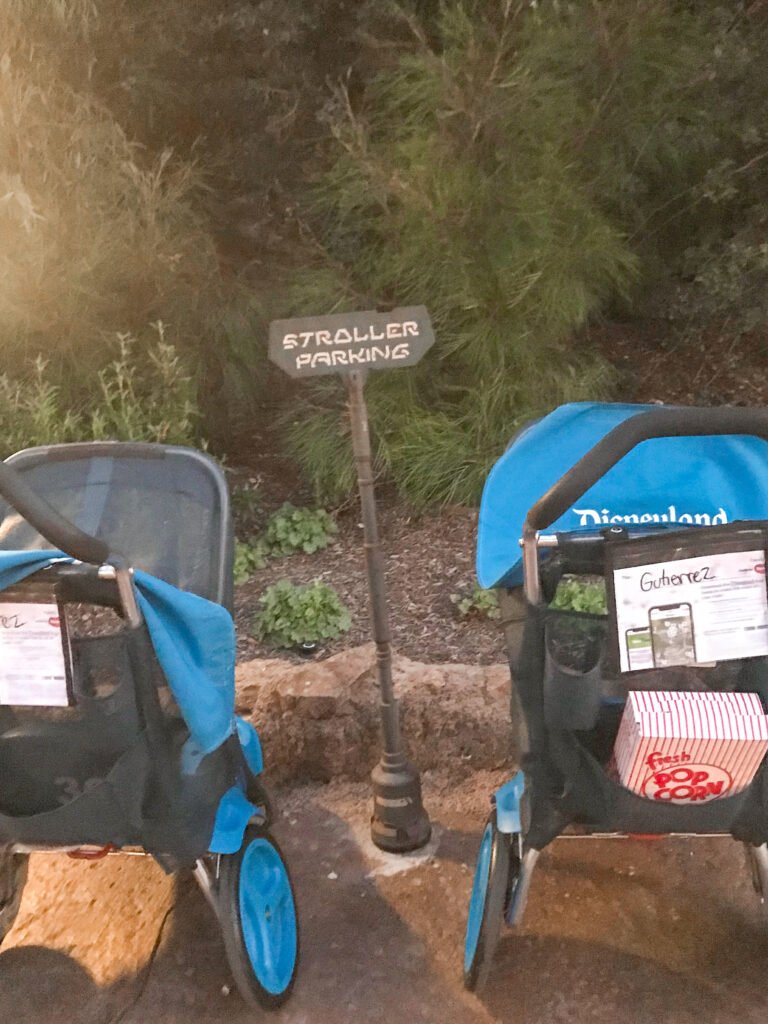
[477,402,768,589]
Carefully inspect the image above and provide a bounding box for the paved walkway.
[2,770,767,1024]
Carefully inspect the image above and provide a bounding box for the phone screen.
[648,603,696,668]
[625,627,653,671]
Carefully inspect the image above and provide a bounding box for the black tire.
[0,852,28,945]
[244,771,274,826]
[745,842,768,911]
[463,813,511,992]
[218,825,299,1010]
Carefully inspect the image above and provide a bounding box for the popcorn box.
[614,691,768,803]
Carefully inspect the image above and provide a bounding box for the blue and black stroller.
[464,403,768,989]
[0,441,298,1008]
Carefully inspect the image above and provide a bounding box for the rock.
[235,645,512,783]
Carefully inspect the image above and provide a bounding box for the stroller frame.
[0,442,299,1009]
[464,406,768,990]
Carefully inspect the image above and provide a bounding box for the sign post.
[269,306,434,852]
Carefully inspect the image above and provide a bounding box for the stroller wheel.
[0,851,28,945]
[745,843,768,909]
[244,772,274,826]
[463,812,511,992]
[218,825,299,1009]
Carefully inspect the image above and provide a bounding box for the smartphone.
[625,627,653,671]
[648,603,696,668]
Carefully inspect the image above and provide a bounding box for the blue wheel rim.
[239,838,297,995]
[464,823,494,973]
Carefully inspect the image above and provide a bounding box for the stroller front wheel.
[463,812,513,992]
[218,825,299,1009]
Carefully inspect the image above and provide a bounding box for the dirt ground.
[4,769,768,1024]
[234,499,506,667]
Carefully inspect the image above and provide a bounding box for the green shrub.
[264,503,338,557]
[281,1,768,504]
[232,477,262,536]
[87,325,199,444]
[233,539,268,585]
[0,326,198,458]
[451,584,499,621]
[253,579,351,648]
[0,2,239,432]
[550,577,607,616]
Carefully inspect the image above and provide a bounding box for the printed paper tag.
[0,602,71,706]
[613,549,768,672]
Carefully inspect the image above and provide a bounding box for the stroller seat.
[0,441,233,608]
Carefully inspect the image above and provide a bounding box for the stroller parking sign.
[268,304,434,852]
[269,306,434,378]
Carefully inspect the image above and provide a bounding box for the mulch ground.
[231,320,768,667]
[233,494,506,666]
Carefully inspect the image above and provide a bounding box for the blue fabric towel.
[0,550,239,754]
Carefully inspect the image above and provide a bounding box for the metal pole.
[347,370,431,852]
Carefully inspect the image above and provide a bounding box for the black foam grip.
[0,460,109,564]
[527,407,768,532]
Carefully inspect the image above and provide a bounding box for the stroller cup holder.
[543,610,604,731]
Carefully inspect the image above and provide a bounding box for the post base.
[370,756,431,853]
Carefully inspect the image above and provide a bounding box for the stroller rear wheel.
[218,825,299,1009]
[0,851,28,945]
[463,812,514,992]
[745,843,768,911]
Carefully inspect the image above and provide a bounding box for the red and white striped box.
[614,691,768,803]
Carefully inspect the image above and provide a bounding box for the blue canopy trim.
[0,551,261,853]
[477,402,768,588]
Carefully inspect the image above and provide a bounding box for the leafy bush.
[264,503,338,556]
[253,579,351,648]
[231,476,262,536]
[233,539,267,585]
[0,2,242,435]
[451,584,499,621]
[281,1,768,504]
[550,577,607,616]
[0,326,198,458]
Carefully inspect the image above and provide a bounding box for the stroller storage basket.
[0,561,233,866]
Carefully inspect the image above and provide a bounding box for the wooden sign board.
[269,306,434,378]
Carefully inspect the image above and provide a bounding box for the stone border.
[235,644,512,782]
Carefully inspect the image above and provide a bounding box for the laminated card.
[608,531,768,672]
[0,602,72,706]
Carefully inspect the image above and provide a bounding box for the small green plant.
[264,503,337,556]
[550,576,607,615]
[451,584,500,620]
[87,325,199,445]
[253,579,351,648]
[231,477,262,535]
[233,538,267,585]
[0,327,199,459]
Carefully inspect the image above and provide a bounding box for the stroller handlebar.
[526,406,768,532]
[0,460,110,565]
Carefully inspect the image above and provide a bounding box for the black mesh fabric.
[0,445,232,607]
[511,532,768,850]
